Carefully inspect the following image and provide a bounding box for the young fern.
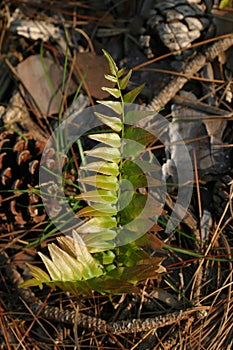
[20,50,166,296]
[74,49,146,251]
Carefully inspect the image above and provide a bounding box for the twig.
[172,95,233,117]
[146,35,233,113]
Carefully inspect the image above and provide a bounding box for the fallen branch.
[147,35,233,112]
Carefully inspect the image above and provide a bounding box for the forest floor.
[0,1,233,349]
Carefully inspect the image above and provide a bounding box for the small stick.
[172,95,232,117]
[146,35,233,113]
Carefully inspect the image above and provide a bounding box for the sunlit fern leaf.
[82,229,117,243]
[101,87,121,98]
[75,189,117,203]
[102,49,118,75]
[104,74,117,83]
[79,175,118,191]
[122,218,155,234]
[38,253,62,281]
[46,243,83,280]
[72,230,103,279]
[97,100,123,114]
[80,161,119,176]
[88,132,121,148]
[76,216,117,234]
[20,232,166,294]
[116,67,126,78]
[87,242,116,253]
[94,112,122,132]
[19,275,46,289]
[84,147,121,162]
[23,263,50,288]
[82,230,116,252]
[76,204,117,217]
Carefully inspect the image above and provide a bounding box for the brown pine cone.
[147,0,214,55]
[0,129,46,226]
[0,128,79,230]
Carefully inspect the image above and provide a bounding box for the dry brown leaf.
[17,55,76,115]
[75,52,115,99]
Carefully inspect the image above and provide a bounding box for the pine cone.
[0,128,79,230]
[147,0,214,55]
[0,129,46,226]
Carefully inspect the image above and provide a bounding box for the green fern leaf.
[94,250,115,264]
[104,74,117,83]
[80,161,119,176]
[82,229,116,247]
[72,230,103,279]
[124,109,155,124]
[84,147,121,162]
[116,67,126,78]
[122,159,160,174]
[123,83,145,103]
[119,69,132,90]
[19,277,45,289]
[105,261,165,283]
[76,216,117,234]
[94,112,122,132]
[47,243,84,280]
[101,87,121,98]
[76,204,117,217]
[79,174,118,191]
[24,263,50,283]
[75,189,117,203]
[124,126,155,146]
[38,252,62,280]
[88,132,121,148]
[62,280,92,297]
[121,139,145,158]
[102,49,118,75]
[96,100,123,114]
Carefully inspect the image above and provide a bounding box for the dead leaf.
[75,52,115,99]
[17,55,76,115]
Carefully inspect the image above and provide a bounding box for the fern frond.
[22,50,166,297]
